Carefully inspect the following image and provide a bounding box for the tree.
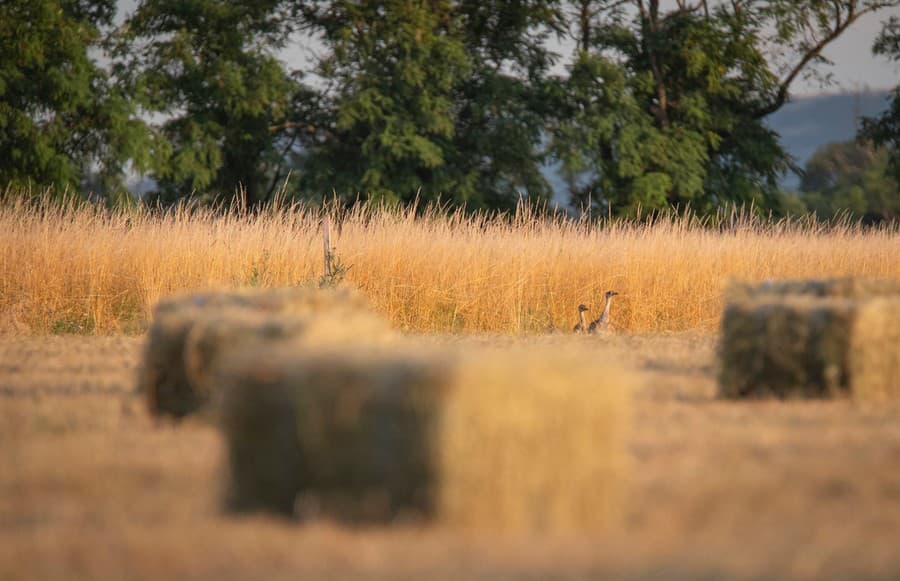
[439,0,564,208]
[0,0,150,194]
[860,16,900,187]
[299,0,562,209]
[800,140,899,222]
[296,0,470,204]
[552,0,899,216]
[116,0,315,206]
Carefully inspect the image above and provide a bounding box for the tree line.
[2,0,900,218]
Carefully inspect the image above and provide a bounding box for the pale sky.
[794,6,900,95]
[116,1,900,96]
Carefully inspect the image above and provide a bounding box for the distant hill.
[767,89,894,189]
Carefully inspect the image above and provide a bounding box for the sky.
[117,1,900,97]
[794,6,900,95]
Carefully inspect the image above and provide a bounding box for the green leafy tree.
[0,0,151,194]
[117,0,316,205]
[299,0,562,209]
[553,0,898,216]
[860,16,900,188]
[439,0,564,208]
[297,0,470,204]
[800,140,899,222]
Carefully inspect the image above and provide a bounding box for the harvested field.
[4,333,900,580]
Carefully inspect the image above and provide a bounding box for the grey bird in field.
[588,291,619,333]
[572,304,590,333]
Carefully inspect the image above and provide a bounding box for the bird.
[588,290,619,333]
[572,304,590,333]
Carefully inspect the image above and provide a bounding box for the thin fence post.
[322,216,332,281]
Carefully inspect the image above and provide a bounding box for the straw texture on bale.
[138,285,386,418]
[719,296,900,400]
[436,348,630,533]
[218,343,631,534]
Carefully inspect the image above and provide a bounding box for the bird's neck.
[603,296,613,314]
[579,311,588,326]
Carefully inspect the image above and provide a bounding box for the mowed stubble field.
[3,332,900,581]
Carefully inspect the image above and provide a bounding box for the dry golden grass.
[4,334,900,580]
[2,194,900,335]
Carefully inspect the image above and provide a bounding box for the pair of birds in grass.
[573,290,619,333]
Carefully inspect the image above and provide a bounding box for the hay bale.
[436,348,629,533]
[725,277,900,302]
[152,285,374,319]
[139,306,205,418]
[183,308,395,410]
[138,285,387,419]
[718,296,900,400]
[220,346,448,519]
[847,298,900,401]
[218,343,631,533]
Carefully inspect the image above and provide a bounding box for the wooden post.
[322,216,332,281]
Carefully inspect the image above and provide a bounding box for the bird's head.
[577,304,589,312]
[605,290,619,299]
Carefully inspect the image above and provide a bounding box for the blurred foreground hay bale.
[183,307,394,407]
[219,343,631,534]
[220,347,448,519]
[719,278,900,399]
[139,286,392,418]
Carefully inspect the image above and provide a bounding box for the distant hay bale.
[718,296,900,400]
[152,285,374,318]
[219,343,631,534]
[725,277,900,303]
[138,285,388,419]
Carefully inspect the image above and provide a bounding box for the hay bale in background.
[184,309,396,414]
[140,306,206,418]
[725,277,900,303]
[718,296,900,400]
[218,343,631,534]
[151,285,374,319]
[138,285,387,419]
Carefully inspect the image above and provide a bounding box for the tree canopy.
[860,15,900,188]
[0,0,150,194]
[552,0,898,215]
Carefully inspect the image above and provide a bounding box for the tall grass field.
[2,193,899,335]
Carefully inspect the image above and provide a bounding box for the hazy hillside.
[768,89,894,188]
